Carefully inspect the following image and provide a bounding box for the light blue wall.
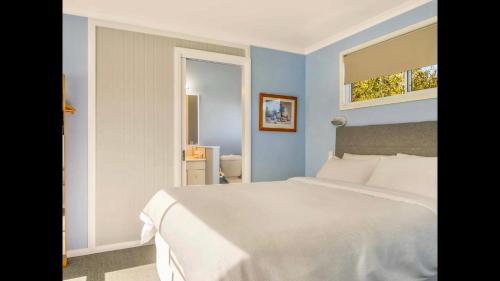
[63,17,307,249]
[63,14,88,250]
[251,46,306,182]
[186,59,242,155]
[64,2,437,248]
[305,1,437,176]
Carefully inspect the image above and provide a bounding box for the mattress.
[142,177,437,281]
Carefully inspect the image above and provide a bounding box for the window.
[339,19,437,110]
[349,64,438,102]
[410,64,438,91]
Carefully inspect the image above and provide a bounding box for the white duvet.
[141,177,437,281]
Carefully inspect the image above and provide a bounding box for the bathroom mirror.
[187,94,199,145]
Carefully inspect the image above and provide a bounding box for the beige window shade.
[343,23,437,84]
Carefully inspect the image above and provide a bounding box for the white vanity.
[186,145,220,186]
[186,159,206,185]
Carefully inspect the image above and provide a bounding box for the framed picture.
[259,93,297,132]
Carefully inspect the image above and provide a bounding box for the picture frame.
[259,92,297,132]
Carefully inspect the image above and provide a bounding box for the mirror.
[187,94,199,145]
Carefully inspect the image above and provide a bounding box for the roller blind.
[343,23,437,84]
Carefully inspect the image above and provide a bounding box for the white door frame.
[173,47,252,186]
[81,18,250,257]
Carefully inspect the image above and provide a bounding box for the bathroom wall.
[305,0,437,176]
[186,59,242,155]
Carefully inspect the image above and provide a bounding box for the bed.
[140,121,437,281]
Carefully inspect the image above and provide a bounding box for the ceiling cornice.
[303,0,433,54]
[63,7,306,55]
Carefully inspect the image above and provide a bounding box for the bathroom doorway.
[173,48,251,187]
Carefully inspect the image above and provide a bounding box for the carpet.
[63,245,157,281]
[105,263,160,281]
[66,277,87,281]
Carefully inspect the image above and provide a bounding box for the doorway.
[173,48,251,187]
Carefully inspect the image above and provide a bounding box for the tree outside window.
[350,64,437,102]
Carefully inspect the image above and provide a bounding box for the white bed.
[141,122,438,281]
[141,177,437,281]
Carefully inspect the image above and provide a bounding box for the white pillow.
[343,153,395,160]
[366,157,437,199]
[316,158,380,184]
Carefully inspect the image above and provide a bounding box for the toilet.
[220,154,242,183]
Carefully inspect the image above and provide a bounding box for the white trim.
[181,56,187,186]
[173,48,252,185]
[304,0,433,54]
[173,51,182,187]
[86,20,251,256]
[67,240,150,258]
[64,8,297,55]
[338,17,437,110]
[340,88,437,110]
[66,12,250,56]
[328,151,334,160]
[87,19,96,249]
[242,56,252,184]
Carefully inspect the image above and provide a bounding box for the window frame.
[338,17,437,110]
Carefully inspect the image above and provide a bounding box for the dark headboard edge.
[335,121,437,158]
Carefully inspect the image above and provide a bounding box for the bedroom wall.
[250,46,306,182]
[95,28,247,246]
[63,14,305,249]
[63,14,247,250]
[186,59,242,155]
[305,0,437,176]
[64,1,436,249]
[63,14,88,250]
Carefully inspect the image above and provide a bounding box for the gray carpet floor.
[63,245,156,281]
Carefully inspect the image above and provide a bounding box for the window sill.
[339,88,437,110]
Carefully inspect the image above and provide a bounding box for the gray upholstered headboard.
[335,121,437,157]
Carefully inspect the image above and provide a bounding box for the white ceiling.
[64,0,431,54]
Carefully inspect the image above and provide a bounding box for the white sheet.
[155,233,188,281]
[142,177,437,281]
[289,177,437,214]
[152,231,439,281]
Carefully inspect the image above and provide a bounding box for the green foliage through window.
[349,64,437,103]
[411,65,438,91]
[351,73,405,102]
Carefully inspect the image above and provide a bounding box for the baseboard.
[67,240,154,257]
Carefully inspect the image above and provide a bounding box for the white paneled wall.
[95,27,246,246]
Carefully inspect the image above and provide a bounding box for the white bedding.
[141,177,437,281]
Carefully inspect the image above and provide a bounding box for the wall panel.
[95,27,245,245]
